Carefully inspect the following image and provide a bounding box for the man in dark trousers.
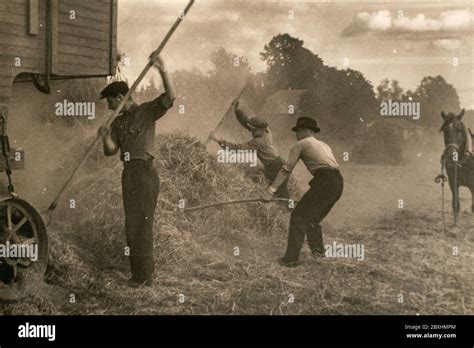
[263,117,343,267]
[99,55,175,286]
[209,100,289,198]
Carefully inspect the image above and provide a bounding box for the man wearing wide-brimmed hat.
[209,100,289,198]
[98,55,175,287]
[264,116,343,267]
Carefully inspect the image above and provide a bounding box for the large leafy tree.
[205,47,252,108]
[260,33,378,138]
[376,78,404,103]
[302,68,378,138]
[260,34,324,93]
[413,76,460,127]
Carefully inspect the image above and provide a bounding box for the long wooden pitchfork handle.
[183,197,298,212]
[204,83,249,147]
[45,0,195,225]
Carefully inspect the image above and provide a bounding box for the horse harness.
[435,141,471,229]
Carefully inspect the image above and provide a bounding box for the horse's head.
[440,109,467,162]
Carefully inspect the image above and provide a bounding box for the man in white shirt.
[264,117,344,267]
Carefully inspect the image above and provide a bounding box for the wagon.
[0,0,117,292]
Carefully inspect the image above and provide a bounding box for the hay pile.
[1,134,473,315]
[51,134,291,270]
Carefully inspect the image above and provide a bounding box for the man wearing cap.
[209,100,289,198]
[98,55,175,286]
[263,117,343,267]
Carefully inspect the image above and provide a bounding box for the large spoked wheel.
[0,196,48,298]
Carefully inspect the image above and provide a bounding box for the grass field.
[1,134,473,315]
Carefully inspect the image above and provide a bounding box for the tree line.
[135,33,463,140]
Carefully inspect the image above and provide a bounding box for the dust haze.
[1,0,473,316]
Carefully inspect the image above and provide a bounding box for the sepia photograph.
[0,0,473,344]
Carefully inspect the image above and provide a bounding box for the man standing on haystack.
[98,55,175,287]
[263,117,343,267]
[209,100,290,198]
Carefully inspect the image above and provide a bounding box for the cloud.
[432,39,462,50]
[342,10,474,37]
[186,10,241,24]
[120,1,241,24]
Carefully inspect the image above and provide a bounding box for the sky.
[117,0,474,109]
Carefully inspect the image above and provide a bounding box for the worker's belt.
[123,158,154,168]
[311,167,340,176]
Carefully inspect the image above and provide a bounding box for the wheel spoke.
[17,257,33,268]
[12,235,36,245]
[0,198,46,282]
[12,216,28,234]
[12,264,17,282]
[6,203,12,233]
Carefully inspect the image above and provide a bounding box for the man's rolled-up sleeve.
[110,118,120,146]
[235,108,252,131]
[148,93,174,121]
[283,142,302,173]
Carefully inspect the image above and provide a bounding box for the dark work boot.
[126,277,153,288]
[277,256,302,267]
[311,251,325,258]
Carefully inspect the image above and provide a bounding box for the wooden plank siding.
[0,87,13,98]
[61,0,110,14]
[0,0,46,98]
[58,2,111,22]
[55,0,113,76]
[0,96,10,108]
[0,75,14,87]
[0,0,116,100]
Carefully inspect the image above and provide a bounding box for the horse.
[439,109,474,223]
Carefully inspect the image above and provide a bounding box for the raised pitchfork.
[204,83,250,147]
[45,0,195,226]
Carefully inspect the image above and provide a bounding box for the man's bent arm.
[268,143,302,192]
[235,107,252,132]
[102,130,119,156]
[154,56,176,103]
[268,168,291,193]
